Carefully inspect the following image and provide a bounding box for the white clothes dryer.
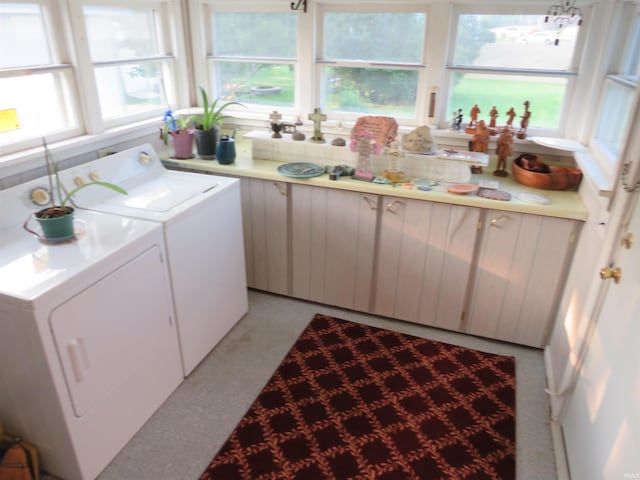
[0,176,183,480]
[59,145,248,375]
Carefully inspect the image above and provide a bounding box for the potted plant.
[191,86,242,159]
[162,109,195,159]
[24,139,127,242]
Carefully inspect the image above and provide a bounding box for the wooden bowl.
[512,154,582,190]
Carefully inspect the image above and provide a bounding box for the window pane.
[449,72,566,128]
[595,81,635,156]
[95,62,166,119]
[0,73,77,145]
[454,15,578,71]
[213,13,296,59]
[622,15,640,80]
[0,3,51,68]
[324,12,426,63]
[215,62,294,107]
[323,66,418,117]
[83,6,159,61]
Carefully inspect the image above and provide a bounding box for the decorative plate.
[447,183,479,195]
[477,188,512,201]
[277,162,325,178]
[517,192,551,205]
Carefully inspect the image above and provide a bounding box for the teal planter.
[35,207,75,241]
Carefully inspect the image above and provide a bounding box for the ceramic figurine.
[308,107,327,143]
[465,104,480,133]
[270,110,283,138]
[451,108,463,130]
[505,107,516,130]
[494,126,513,177]
[517,101,531,139]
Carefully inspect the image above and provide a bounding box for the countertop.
[160,136,588,222]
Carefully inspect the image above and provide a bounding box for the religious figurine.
[470,120,490,173]
[489,106,498,134]
[494,126,513,177]
[383,140,407,183]
[505,107,517,131]
[308,107,327,143]
[465,104,480,134]
[349,130,381,182]
[269,110,283,139]
[517,100,531,139]
[451,108,463,130]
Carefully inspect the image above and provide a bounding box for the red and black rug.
[200,314,515,480]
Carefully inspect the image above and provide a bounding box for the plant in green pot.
[162,109,195,159]
[23,139,127,242]
[191,86,242,160]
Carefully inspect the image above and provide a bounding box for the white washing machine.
[59,144,248,376]
[0,176,183,480]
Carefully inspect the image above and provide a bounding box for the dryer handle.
[67,338,90,383]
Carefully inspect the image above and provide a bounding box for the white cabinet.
[374,197,480,331]
[291,184,378,311]
[466,210,579,347]
[240,178,289,295]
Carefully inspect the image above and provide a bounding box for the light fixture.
[290,0,307,13]
[545,0,582,45]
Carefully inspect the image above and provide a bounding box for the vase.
[171,131,195,159]
[216,135,236,165]
[194,127,219,160]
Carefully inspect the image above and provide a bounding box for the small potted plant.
[191,86,242,159]
[24,139,127,242]
[162,109,195,159]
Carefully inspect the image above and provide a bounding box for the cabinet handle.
[599,266,622,284]
[272,182,287,196]
[490,214,511,228]
[385,200,405,214]
[363,196,377,211]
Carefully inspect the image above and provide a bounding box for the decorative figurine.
[451,108,463,130]
[517,100,531,139]
[494,126,513,177]
[350,130,381,182]
[489,106,499,134]
[308,107,327,143]
[505,107,517,131]
[465,104,480,133]
[470,120,490,173]
[270,110,283,138]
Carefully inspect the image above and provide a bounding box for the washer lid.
[0,210,160,303]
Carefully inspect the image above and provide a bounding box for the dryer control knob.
[89,172,100,181]
[30,187,50,206]
[139,152,151,165]
[74,176,85,187]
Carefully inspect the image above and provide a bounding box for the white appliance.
[59,144,248,375]
[0,176,183,480]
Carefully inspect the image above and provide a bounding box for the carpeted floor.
[200,313,515,480]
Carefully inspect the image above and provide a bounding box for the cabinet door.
[291,184,378,311]
[466,210,578,347]
[240,178,289,295]
[374,197,480,331]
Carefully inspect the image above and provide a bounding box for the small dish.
[447,183,479,195]
[518,192,551,205]
[277,162,325,178]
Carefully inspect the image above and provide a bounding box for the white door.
[561,192,640,478]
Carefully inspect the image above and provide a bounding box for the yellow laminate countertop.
[160,139,588,222]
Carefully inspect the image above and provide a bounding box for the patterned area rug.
[200,314,516,479]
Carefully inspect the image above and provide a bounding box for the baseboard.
[544,346,571,480]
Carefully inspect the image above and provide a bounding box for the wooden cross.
[270,110,282,124]
[308,107,327,143]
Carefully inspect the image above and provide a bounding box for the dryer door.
[50,245,178,417]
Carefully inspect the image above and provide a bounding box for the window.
[0,2,79,150]
[82,4,171,124]
[205,4,298,109]
[317,5,427,120]
[447,9,583,134]
[593,6,639,162]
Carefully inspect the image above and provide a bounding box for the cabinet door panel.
[467,211,577,347]
[291,185,377,311]
[375,197,479,330]
[240,178,288,294]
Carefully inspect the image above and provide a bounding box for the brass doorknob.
[599,267,622,284]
